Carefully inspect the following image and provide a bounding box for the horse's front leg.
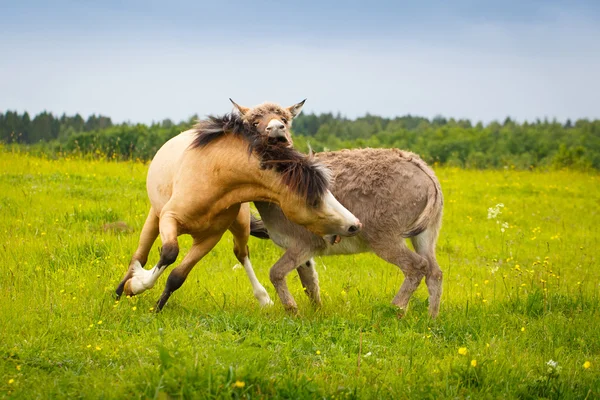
[122,214,180,296]
[116,208,159,298]
[269,247,312,313]
[230,204,273,307]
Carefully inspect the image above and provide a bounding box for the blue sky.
[1,0,599,123]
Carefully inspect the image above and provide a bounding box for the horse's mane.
[190,113,330,206]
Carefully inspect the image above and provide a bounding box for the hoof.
[254,289,274,307]
[123,261,156,296]
[122,279,136,297]
[284,303,299,315]
[260,298,275,307]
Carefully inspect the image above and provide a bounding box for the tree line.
[1,110,599,170]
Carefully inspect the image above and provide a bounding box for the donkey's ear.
[229,98,250,116]
[287,99,306,118]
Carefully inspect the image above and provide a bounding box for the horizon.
[0,107,591,127]
[2,0,599,124]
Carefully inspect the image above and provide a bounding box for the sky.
[1,0,599,124]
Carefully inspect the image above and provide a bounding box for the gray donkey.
[251,148,444,317]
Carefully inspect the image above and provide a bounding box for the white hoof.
[127,261,156,295]
[255,288,274,307]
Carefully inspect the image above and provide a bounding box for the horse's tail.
[250,214,271,239]
[404,155,444,238]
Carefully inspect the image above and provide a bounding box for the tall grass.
[1,151,599,398]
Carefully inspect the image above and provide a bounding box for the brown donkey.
[114,107,362,311]
[251,148,444,317]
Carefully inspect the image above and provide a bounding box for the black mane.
[190,113,330,206]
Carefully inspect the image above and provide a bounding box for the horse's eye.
[281,118,288,124]
[253,121,260,127]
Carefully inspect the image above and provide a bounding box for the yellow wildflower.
[97,320,103,325]
[95,346,101,351]
[16,365,21,371]
[583,361,591,369]
[458,347,468,355]
[132,306,137,311]
[233,381,245,388]
[471,359,477,367]
[521,327,525,332]
[8,379,14,384]
[316,350,321,355]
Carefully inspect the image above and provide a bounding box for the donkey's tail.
[250,214,271,239]
[404,157,444,238]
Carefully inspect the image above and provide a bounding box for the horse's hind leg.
[296,258,321,306]
[115,208,159,298]
[122,213,180,296]
[229,204,273,307]
[156,233,222,311]
[411,229,443,318]
[372,239,428,312]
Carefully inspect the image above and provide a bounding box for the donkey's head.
[229,99,305,146]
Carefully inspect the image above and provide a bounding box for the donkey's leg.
[296,258,321,306]
[122,214,180,296]
[411,229,443,318]
[229,205,273,307]
[270,247,312,312]
[116,208,159,298]
[372,239,428,312]
[156,233,223,311]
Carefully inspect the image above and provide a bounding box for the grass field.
[1,150,599,399]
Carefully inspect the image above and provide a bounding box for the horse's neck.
[180,135,286,209]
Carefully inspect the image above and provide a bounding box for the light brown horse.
[251,148,444,317]
[114,104,362,311]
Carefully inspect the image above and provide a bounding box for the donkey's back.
[319,148,443,249]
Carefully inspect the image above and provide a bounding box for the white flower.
[487,203,505,220]
[232,263,242,270]
[547,359,558,368]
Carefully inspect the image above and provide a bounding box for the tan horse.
[115,103,362,311]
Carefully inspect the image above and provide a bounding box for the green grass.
[1,150,599,399]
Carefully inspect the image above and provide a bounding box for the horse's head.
[229,99,305,147]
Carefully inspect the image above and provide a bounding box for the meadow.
[1,149,599,399]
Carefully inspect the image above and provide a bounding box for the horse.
[114,102,362,311]
[250,148,444,317]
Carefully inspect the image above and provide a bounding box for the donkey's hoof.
[284,303,299,315]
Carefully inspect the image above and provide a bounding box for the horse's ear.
[230,98,250,116]
[287,99,306,118]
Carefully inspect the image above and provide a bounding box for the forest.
[1,109,599,169]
